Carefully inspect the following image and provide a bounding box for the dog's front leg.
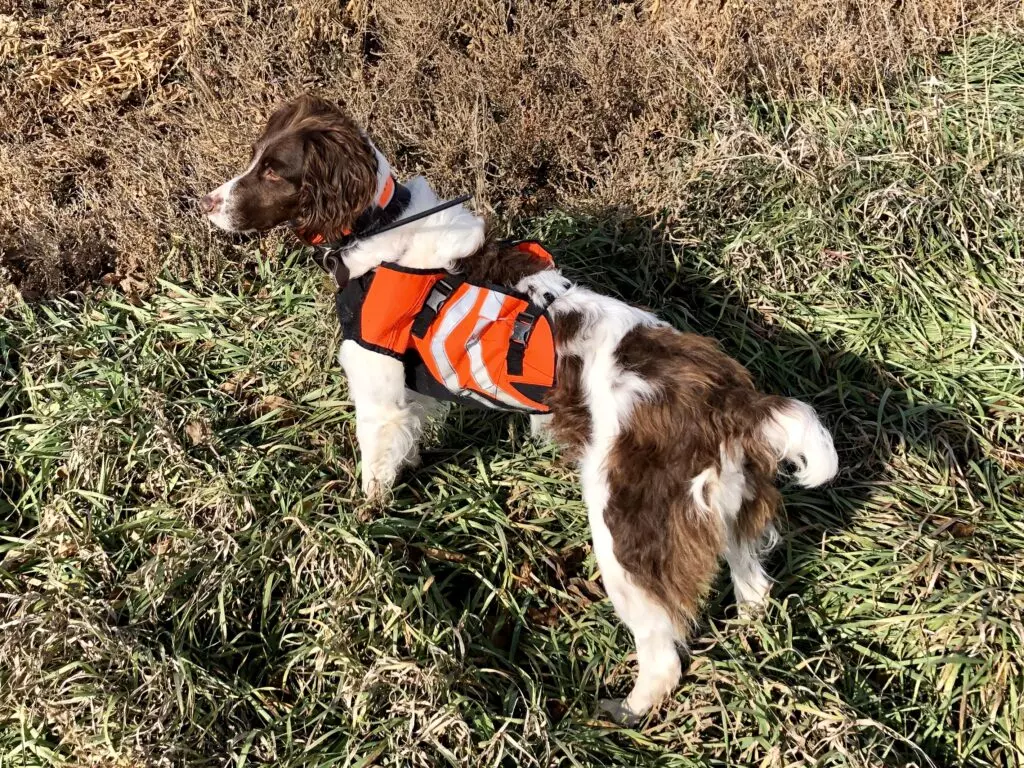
[339,340,420,500]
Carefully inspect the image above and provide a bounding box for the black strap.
[411,276,462,339]
[506,309,537,376]
[320,252,350,290]
[319,192,472,252]
[335,272,371,339]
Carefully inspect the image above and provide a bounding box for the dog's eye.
[262,166,282,182]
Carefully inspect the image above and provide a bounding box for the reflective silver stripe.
[430,285,490,403]
[466,291,531,410]
[464,390,501,408]
[477,288,505,323]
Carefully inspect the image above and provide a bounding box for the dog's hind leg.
[583,453,682,725]
[724,529,773,614]
[725,397,838,612]
[594,543,682,725]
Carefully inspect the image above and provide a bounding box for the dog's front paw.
[356,477,393,522]
[361,473,394,503]
[597,698,643,727]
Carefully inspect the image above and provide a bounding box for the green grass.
[2,34,1024,768]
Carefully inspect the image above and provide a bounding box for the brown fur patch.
[541,310,590,457]
[281,97,379,242]
[546,356,590,459]
[552,310,585,347]
[457,236,554,288]
[604,324,787,631]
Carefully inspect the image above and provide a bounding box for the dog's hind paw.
[597,698,643,727]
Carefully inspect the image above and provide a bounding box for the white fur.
[371,145,393,195]
[547,286,662,357]
[725,533,773,613]
[339,176,486,279]
[689,467,715,517]
[206,155,258,231]
[715,444,748,526]
[337,342,424,499]
[761,399,839,487]
[529,413,554,442]
[515,269,573,307]
[590,495,682,717]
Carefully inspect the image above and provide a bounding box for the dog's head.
[201,96,378,244]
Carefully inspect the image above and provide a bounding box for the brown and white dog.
[202,95,838,724]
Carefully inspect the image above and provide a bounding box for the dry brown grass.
[4,14,1024,763]
[0,0,1019,301]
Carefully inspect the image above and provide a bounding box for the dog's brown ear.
[260,99,302,140]
[294,107,378,242]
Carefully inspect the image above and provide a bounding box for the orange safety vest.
[335,241,558,414]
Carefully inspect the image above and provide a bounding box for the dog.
[202,95,839,724]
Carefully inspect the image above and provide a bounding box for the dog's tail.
[758,398,838,488]
[719,396,837,562]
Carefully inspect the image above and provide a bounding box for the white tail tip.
[762,399,839,487]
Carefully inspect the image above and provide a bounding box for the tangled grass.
[3,34,1024,766]
[1,0,1020,300]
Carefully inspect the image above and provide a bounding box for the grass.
[2,34,1024,767]
[3,0,1021,298]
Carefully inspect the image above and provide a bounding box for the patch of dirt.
[0,0,1019,301]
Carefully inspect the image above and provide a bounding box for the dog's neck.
[339,146,486,280]
[371,147,394,204]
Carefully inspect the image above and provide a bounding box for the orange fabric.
[510,240,555,265]
[355,262,556,413]
[377,175,395,207]
[415,285,554,411]
[357,268,448,353]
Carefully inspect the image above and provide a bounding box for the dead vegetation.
[0,0,1019,301]
[4,5,1024,765]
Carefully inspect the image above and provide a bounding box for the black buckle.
[511,311,535,345]
[411,277,460,338]
[507,310,536,377]
[426,278,457,311]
